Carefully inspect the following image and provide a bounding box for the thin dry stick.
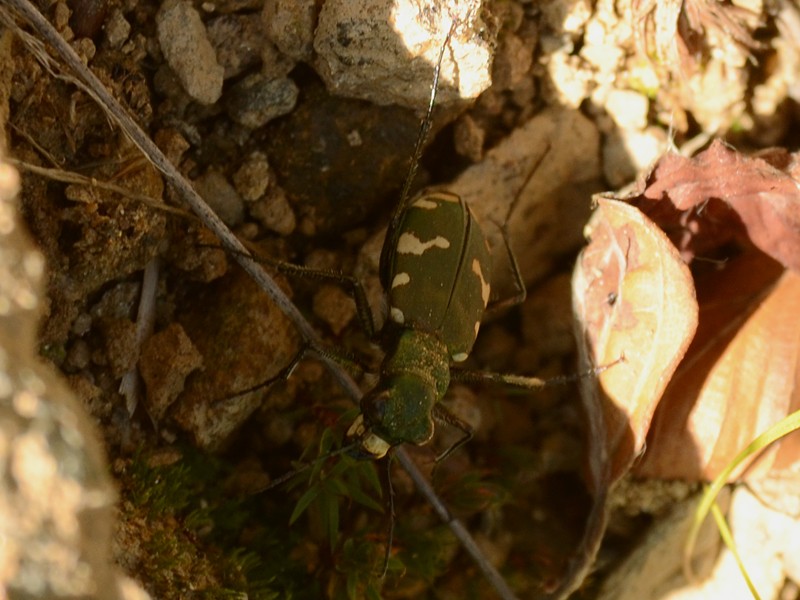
[10,159,193,217]
[1,2,519,599]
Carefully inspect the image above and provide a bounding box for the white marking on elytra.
[392,272,411,288]
[472,258,490,306]
[397,232,450,255]
[474,321,481,337]
[452,352,468,362]
[390,307,405,324]
[413,198,439,210]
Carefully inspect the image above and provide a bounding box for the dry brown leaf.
[573,198,699,484]
[635,254,800,481]
[607,141,800,482]
[631,140,800,271]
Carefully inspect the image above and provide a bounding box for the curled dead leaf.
[635,254,800,481]
[572,198,699,484]
[592,141,800,483]
[631,140,800,271]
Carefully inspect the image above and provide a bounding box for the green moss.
[115,412,522,600]
[118,447,310,599]
[40,342,67,364]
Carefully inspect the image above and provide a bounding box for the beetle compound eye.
[362,389,390,424]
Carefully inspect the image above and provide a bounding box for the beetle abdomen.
[387,192,491,362]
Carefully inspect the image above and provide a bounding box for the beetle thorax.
[382,328,451,398]
[346,329,450,458]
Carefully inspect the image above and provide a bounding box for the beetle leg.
[209,341,310,406]
[483,143,553,317]
[197,242,377,338]
[431,402,474,463]
[451,368,548,390]
[483,223,526,318]
[306,344,374,378]
[269,261,377,340]
[210,340,376,407]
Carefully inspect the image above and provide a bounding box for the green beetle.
[345,190,494,459]
[259,26,538,463]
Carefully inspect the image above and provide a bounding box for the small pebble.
[225,73,298,128]
[54,1,72,31]
[453,114,485,162]
[260,39,297,79]
[492,32,532,92]
[250,187,296,235]
[71,38,97,63]
[604,89,649,131]
[312,284,356,335]
[104,9,131,48]
[65,339,91,371]
[193,170,245,226]
[603,127,666,188]
[153,128,190,167]
[139,323,203,422]
[261,0,316,61]
[264,414,294,446]
[233,152,271,202]
[71,313,92,336]
[206,13,263,79]
[156,0,224,104]
[100,318,138,378]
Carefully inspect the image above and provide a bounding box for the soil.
[2,0,798,598]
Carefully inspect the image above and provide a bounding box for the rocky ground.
[1,0,799,598]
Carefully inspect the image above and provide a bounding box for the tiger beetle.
[251,22,620,592]
[344,183,496,460]
[265,23,562,468]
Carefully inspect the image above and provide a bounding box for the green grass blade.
[684,408,800,580]
[709,501,761,600]
[289,483,323,525]
[323,487,340,550]
[362,459,383,498]
[343,466,383,512]
[346,570,358,600]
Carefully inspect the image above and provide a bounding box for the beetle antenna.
[257,440,362,492]
[395,20,454,212]
[450,355,626,390]
[483,142,552,317]
[382,19,457,273]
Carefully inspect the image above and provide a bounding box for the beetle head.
[345,376,437,460]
